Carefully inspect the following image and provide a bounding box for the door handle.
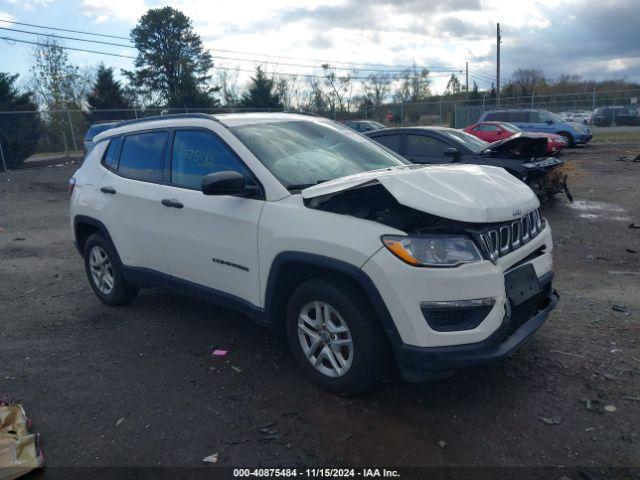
[100,186,116,194]
[161,198,184,209]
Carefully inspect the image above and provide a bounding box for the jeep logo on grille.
[512,208,523,217]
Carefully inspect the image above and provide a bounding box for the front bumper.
[574,132,592,144]
[395,274,558,382]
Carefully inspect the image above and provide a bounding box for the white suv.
[70,113,558,394]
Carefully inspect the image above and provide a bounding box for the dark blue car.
[478,109,592,147]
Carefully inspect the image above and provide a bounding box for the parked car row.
[559,110,592,125]
[559,106,640,126]
[71,112,558,394]
[477,109,591,147]
[366,126,569,201]
[591,106,640,126]
[463,121,568,154]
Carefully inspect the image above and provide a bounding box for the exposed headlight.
[382,235,483,267]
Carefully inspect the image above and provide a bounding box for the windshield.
[441,129,488,153]
[540,110,564,123]
[230,120,407,189]
[500,122,521,133]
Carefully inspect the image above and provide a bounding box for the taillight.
[68,177,76,197]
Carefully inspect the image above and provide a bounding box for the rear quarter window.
[102,137,122,170]
[118,131,168,182]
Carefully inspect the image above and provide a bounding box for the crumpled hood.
[302,164,540,223]
[481,133,549,158]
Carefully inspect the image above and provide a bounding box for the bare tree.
[28,37,92,151]
[303,76,327,113]
[29,37,90,111]
[364,73,391,106]
[393,64,431,103]
[321,64,353,115]
[445,74,462,95]
[510,68,546,96]
[215,68,241,107]
[273,74,303,110]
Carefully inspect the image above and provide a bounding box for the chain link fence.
[347,88,640,129]
[0,107,282,171]
[0,89,639,171]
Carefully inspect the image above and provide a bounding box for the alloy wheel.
[89,245,114,295]
[297,301,354,378]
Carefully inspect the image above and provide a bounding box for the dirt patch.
[0,143,638,470]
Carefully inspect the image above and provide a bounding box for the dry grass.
[592,131,640,143]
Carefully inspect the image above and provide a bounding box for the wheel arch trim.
[73,215,115,254]
[263,251,402,342]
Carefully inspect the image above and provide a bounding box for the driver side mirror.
[444,147,460,158]
[201,171,257,197]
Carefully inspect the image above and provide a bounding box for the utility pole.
[465,61,469,100]
[496,23,501,108]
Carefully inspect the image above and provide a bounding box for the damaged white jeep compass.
[70,113,558,394]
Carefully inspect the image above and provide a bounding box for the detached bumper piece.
[395,272,558,382]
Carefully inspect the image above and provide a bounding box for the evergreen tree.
[240,66,282,109]
[124,7,217,108]
[0,73,43,167]
[87,64,133,120]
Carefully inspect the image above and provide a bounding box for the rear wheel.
[83,233,139,306]
[285,277,387,395]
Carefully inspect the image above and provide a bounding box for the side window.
[478,124,498,131]
[508,111,530,122]
[373,134,401,153]
[102,137,122,170]
[406,134,448,156]
[485,112,507,121]
[118,131,168,182]
[171,130,251,190]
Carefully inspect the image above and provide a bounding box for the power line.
[0,26,132,48]
[0,18,129,40]
[2,26,463,76]
[0,35,457,81]
[0,35,136,59]
[0,18,462,73]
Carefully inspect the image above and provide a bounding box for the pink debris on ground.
[212,350,228,357]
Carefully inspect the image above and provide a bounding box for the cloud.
[307,33,334,49]
[0,10,15,22]
[5,0,52,10]
[74,0,639,91]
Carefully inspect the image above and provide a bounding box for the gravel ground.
[0,142,638,475]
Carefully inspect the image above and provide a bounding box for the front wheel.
[558,132,574,147]
[285,277,387,395]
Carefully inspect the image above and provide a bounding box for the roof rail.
[115,112,217,128]
[296,110,326,118]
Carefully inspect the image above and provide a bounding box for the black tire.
[558,131,574,147]
[83,232,139,306]
[285,276,387,395]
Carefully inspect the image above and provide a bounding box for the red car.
[464,121,567,154]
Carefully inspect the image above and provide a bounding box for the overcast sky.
[1,0,639,94]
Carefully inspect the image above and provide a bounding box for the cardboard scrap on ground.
[0,404,44,480]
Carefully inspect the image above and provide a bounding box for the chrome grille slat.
[499,225,510,254]
[477,209,543,264]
